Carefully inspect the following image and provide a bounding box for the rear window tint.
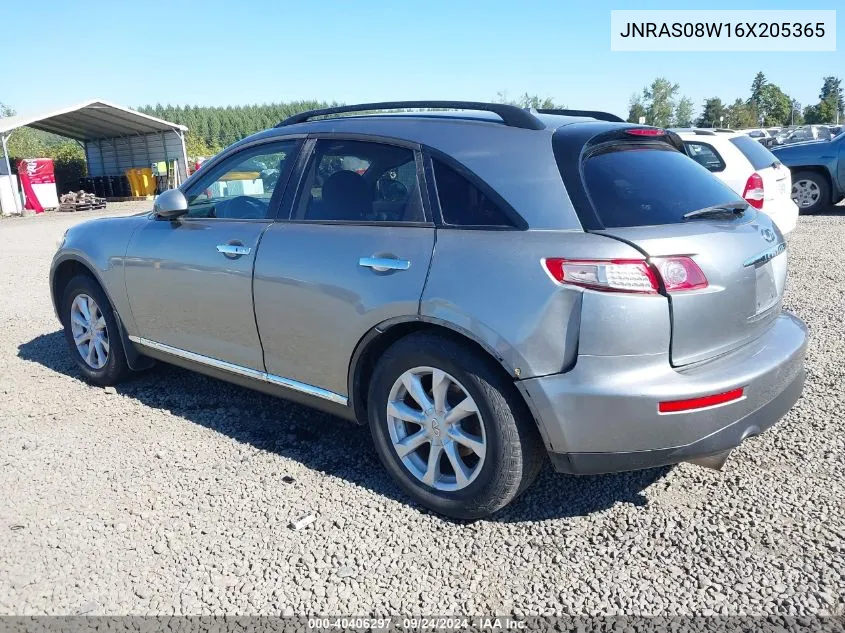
[582,146,743,228]
[432,159,516,227]
[685,142,725,172]
[730,135,778,171]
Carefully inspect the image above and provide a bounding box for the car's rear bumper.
[762,197,799,235]
[516,312,808,475]
[546,366,804,474]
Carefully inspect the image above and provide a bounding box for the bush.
[5,134,87,195]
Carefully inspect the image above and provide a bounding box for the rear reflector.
[543,258,659,293]
[659,388,745,414]
[626,128,666,136]
[743,172,765,209]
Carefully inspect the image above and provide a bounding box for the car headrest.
[321,170,370,221]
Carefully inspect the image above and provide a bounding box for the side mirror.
[153,189,188,219]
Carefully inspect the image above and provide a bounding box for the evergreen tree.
[749,72,767,111]
[135,101,333,151]
[819,76,843,121]
[697,98,726,128]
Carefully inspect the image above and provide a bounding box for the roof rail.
[276,101,546,130]
[535,108,625,123]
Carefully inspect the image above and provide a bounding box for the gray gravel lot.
[0,203,843,616]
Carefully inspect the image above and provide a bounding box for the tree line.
[138,94,566,158]
[137,101,335,158]
[628,72,843,129]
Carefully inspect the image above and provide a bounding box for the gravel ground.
[0,203,842,617]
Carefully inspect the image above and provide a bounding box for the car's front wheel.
[61,274,130,386]
[367,332,543,519]
[791,171,830,214]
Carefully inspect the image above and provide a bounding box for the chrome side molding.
[128,336,348,406]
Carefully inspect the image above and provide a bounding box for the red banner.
[18,158,55,213]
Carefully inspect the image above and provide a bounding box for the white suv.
[676,129,798,235]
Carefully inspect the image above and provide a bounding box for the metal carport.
[0,99,188,214]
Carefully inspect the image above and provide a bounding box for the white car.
[776,125,834,145]
[677,129,798,235]
[738,128,771,139]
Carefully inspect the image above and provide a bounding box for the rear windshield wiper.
[683,203,748,220]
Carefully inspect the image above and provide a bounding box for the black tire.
[792,171,830,214]
[61,274,130,386]
[367,332,544,520]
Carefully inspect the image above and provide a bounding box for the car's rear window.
[730,135,778,170]
[582,145,743,228]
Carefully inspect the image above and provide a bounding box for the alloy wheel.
[792,179,820,209]
[386,366,487,492]
[70,294,109,369]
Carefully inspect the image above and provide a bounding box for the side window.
[684,142,725,173]
[184,140,299,219]
[292,139,425,223]
[432,159,515,227]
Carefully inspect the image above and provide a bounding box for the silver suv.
[51,101,808,519]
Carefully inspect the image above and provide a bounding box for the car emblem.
[761,228,776,243]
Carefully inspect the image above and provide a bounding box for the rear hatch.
[554,126,787,367]
[729,135,792,208]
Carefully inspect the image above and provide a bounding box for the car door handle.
[217,244,251,256]
[359,256,411,272]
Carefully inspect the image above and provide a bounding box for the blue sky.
[1,0,841,121]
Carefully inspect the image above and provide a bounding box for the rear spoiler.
[536,109,625,123]
[585,126,686,154]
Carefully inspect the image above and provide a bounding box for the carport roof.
[0,99,188,141]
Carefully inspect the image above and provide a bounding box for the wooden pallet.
[58,199,107,212]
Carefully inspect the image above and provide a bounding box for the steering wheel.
[378,178,408,202]
[216,196,268,219]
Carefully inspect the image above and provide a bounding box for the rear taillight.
[742,172,765,209]
[543,258,658,293]
[543,256,708,294]
[651,256,708,292]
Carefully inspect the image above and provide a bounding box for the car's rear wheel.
[61,274,129,386]
[367,332,543,519]
[791,171,830,214]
